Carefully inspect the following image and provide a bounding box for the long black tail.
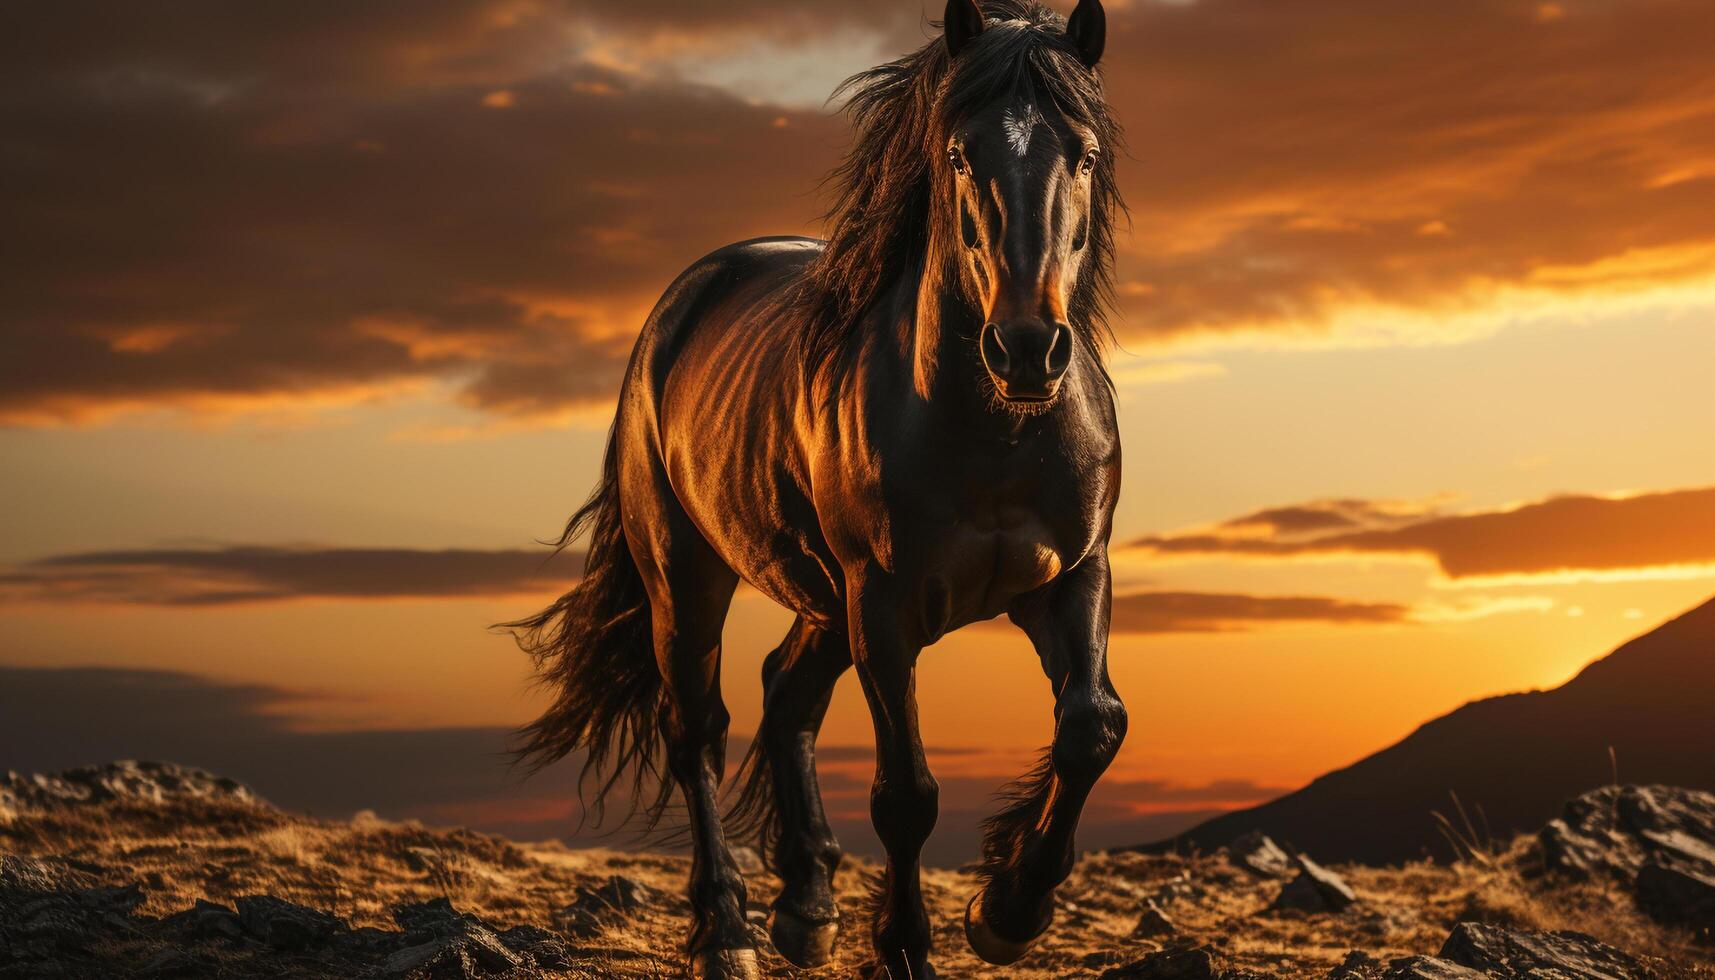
[500,424,671,830]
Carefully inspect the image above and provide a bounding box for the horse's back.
[624,234,821,405]
[615,236,845,624]
[625,236,820,397]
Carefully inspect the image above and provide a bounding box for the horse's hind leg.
[754,618,850,966]
[965,554,1127,966]
[629,511,752,978]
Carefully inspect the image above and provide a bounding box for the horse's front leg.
[848,570,939,979]
[965,551,1128,966]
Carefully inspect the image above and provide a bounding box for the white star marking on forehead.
[1002,103,1042,158]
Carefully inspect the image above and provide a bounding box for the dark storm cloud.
[0,546,582,605]
[1129,486,1715,580]
[0,666,1233,861]
[9,0,1715,423]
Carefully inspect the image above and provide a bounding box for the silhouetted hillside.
[1142,597,1715,865]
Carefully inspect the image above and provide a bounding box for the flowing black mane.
[798,0,1124,377]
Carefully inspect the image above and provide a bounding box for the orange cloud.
[1109,590,1409,633]
[972,588,1410,634]
[0,6,839,426]
[1101,0,1715,340]
[1128,486,1715,581]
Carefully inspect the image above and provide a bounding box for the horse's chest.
[910,490,1082,640]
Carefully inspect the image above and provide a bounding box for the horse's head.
[940,0,1108,407]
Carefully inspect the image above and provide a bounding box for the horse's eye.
[948,146,969,176]
[1080,148,1099,176]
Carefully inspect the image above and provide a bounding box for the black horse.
[507,1,1126,976]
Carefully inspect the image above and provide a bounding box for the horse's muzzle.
[980,319,1072,402]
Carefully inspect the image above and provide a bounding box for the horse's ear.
[944,0,984,58]
[1065,0,1106,68]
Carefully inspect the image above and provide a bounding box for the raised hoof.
[768,906,839,968]
[963,892,1044,966]
[688,947,761,980]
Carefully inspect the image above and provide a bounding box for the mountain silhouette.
[1140,596,1715,865]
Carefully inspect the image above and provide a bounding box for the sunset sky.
[3,0,1714,862]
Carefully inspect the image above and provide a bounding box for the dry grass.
[4,798,1712,978]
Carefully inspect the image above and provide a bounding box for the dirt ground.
[5,787,1714,979]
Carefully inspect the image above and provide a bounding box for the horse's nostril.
[980,323,1011,375]
[1045,324,1073,379]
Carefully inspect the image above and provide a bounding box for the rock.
[497,923,574,969]
[585,873,653,912]
[554,873,656,936]
[14,880,146,932]
[1099,944,1217,979]
[730,846,765,875]
[84,881,146,915]
[1271,874,1330,913]
[235,894,345,950]
[0,761,264,811]
[391,898,523,973]
[1538,784,1715,930]
[1539,784,1715,880]
[136,948,212,977]
[1636,854,1715,928]
[375,899,558,977]
[160,899,244,941]
[382,939,480,979]
[1438,922,1645,979]
[1380,955,1486,979]
[0,875,154,976]
[1228,832,1294,879]
[447,923,519,973]
[1296,855,1358,908]
[1270,855,1357,913]
[1326,950,1384,979]
[1,853,565,980]
[1131,899,1177,939]
[392,896,465,933]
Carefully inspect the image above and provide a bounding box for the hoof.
[963,892,1043,966]
[769,906,839,968]
[689,947,761,980]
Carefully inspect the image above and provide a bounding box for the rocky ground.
[2,762,1713,978]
